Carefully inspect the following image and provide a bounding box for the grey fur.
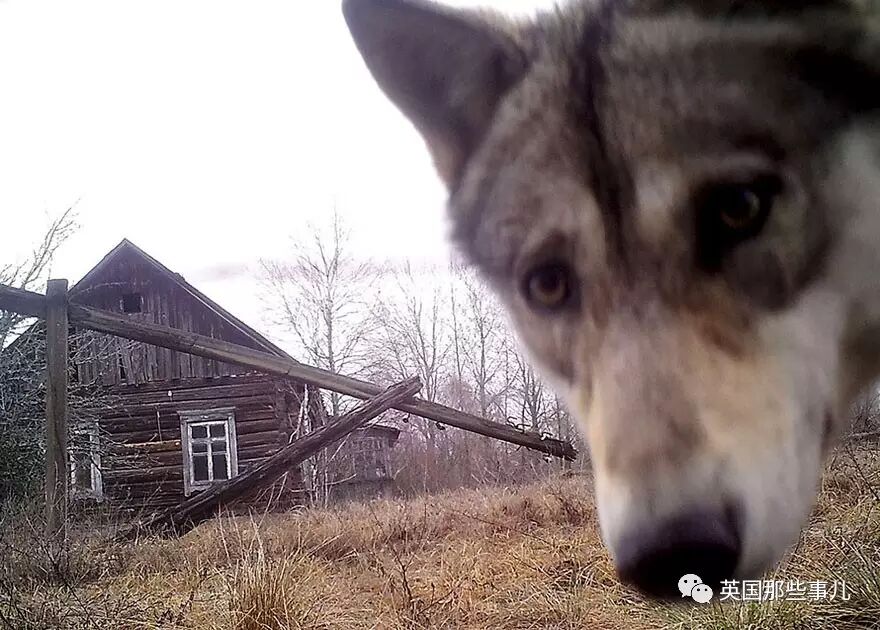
[344,0,880,586]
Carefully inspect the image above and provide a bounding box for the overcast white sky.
[0,0,553,344]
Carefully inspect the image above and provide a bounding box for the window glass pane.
[213,440,227,453]
[191,425,208,439]
[192,442,208,453]
[193,455,209,481]
[212,453,228,480]
[209,423,226,438]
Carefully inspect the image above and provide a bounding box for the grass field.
[1,451,878,630]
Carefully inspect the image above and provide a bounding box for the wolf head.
[343,0,880,597]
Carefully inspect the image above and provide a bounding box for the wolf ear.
[342,0,528,188]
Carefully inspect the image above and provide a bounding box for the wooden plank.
[236,419,283,435]
[108,382,276,405]
[146,335,158,381]
[237,444,281,460]
[110,439,182,455]
[107,456,179,472]
[106,373,269,394]
[97,395,274,419]
[85,331,98,385]
[121,377,422,538]
[104,465,183,484]
[108,428,183,444]
[0,284,577,460]
[44,279,69,539]
[237,430,283,448]
[101,415,180,433]
[105,480,183,498]
[119,337,134,385]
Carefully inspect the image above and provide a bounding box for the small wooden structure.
[0,242,576,537]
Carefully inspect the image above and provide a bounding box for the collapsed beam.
[0,283,577,459]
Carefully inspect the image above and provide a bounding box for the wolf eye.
[719,187,763,230]
[523,262,574,310]
[702,176,780,238]
[695,175,782,270]
[715,185,772,234]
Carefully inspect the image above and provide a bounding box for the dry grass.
[1,452,878,630]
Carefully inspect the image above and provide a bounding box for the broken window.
[121,293,143,314]
[180,408,238,496]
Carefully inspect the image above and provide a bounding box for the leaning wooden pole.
[122,377,422,539]
[0,284,576,460]
[44,279,69,539]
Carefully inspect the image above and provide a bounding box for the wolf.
[342,0,880,597]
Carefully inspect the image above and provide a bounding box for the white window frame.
[180,407,238,496]
[70,423,103,501]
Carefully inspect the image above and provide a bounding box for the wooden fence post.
[44,279,69,539]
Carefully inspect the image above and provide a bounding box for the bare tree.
[258,211,382,506]
[0,208,77,350]
[259,210,378,418]
[366,265,454,494]
[371,265,449,404]
[456,269,509,420]
[512,352,547,433]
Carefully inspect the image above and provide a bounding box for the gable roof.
[70,238,292,359]
[3,238,292,362]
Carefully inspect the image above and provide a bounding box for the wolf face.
[343,0,880,597]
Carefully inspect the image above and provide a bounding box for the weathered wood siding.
[99,375,307,512]
[70,252,276,386]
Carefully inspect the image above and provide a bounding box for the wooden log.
[0,284,577,459]
[109,451,184,469]
[97,395,275,418]
[0,283,46,318]
[121,377,422,539]
[105,480,183,498]
[107,381,277,405]
[104,463,183,483]
[44,279,69,539]
[236,430,283,448]
[107,373,269,395]
[110,439,182,455]
[66,298,576,459]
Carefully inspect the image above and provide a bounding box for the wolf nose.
[616,508,741,599]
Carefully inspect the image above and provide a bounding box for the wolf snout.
[615,506,741,599]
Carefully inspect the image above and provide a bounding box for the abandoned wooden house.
[22,239,401,512]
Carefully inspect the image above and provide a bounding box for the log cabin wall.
[99,374,308,512]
